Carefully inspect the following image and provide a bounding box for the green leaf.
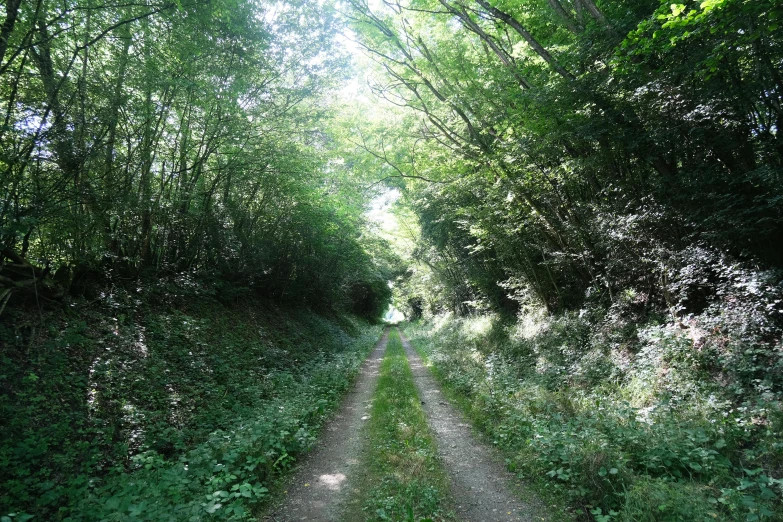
[204,502,222,514]
[670,4,686,17]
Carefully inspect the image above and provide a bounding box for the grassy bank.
[345,328,453,522]
[0,280,382,521]
[405,313,782,522]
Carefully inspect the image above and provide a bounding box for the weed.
[0,289,382,521]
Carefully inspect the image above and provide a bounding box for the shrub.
[405,309,783,521]
[619,477,718,522]
[1,286,382,521]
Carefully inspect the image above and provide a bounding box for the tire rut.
[399,329,550,522]
[261,328,389,521]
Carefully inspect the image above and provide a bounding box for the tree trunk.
[548,0,582,34]
[0,0,22,67]
[439,0,531,88]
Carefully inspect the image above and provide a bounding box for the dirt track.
[400,330,550,522]
[262,327,549,522]
[261,329,388,521]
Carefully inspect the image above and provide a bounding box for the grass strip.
[344,328,453,522]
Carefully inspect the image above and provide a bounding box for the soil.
[261,327,550,522]
[260,328,389,521]
[399,330,551,522]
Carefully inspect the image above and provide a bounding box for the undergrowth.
[0,278,382,521]
[345,328,453,522]
[405,306,783,522]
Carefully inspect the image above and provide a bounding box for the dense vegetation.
[3,0,782,520]
[407,315,781,521]
[0,0,396,520]
[0,281,383,520]
[341,0,783,520]
[347,0,782,316]
[0,0,395,316]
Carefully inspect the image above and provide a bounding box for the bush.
[0,283,382,521]
[405,309,783,521]
[619,477,718,522]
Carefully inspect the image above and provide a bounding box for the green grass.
[343,328,454,522]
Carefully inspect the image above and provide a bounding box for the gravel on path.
[399,329,551,522]
[261,329,389,522]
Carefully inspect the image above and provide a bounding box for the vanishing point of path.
[263,327,549,522]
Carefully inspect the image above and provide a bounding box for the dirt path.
[399,330,550,522]
[261,327,548,522]
[261,329,388,521]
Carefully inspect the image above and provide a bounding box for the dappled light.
[318,473,347,491]
[2,0,782,519]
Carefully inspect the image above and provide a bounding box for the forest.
[1,0,781,520]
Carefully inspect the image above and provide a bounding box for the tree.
[0,0,395,316]
[347,0,783,314]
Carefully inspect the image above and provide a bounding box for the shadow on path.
[261,329,389,521]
